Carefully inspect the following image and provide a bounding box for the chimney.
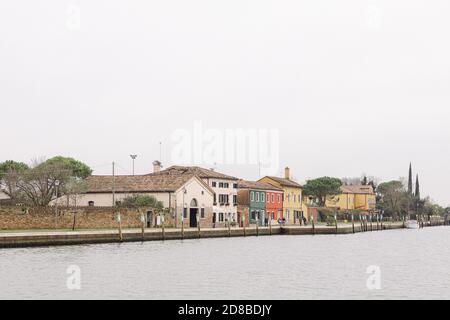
[284,167,290,180]
[153,160,162,173]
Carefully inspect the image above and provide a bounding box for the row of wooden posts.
[113,211,394,242]
[114,211,447,242]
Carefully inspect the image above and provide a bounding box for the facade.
[55,170,215,228]
[152,166,239,228]
[259,167,307,225]
[237,180,283,226]
[325,185,376,212]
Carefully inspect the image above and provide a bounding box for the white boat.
[405,220,420,229]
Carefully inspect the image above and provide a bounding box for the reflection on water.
[0,227,449,300]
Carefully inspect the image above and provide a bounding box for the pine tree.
[408,163,413,194]
[415,174,420,199]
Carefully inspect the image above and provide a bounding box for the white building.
[0,190,10,201]
[155,165,239,228]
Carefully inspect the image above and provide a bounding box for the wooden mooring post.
[228,213,231,237]
[242,215,246,237]
[351,213,355,234]
[334,213,338,235]
[370,214,373,231]
[197,213,201,239]
[256,216,259,237]
[140,212,145,241]
[312,217,315,235]
[181,212,185,240]
[161,213,166,241]
[116,212,123,242]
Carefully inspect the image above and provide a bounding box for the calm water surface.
[1,227,449,300]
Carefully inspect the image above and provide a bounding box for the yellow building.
[326,185,376,212]
[259,167,308,225]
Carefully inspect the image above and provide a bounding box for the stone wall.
[0,206,145,230]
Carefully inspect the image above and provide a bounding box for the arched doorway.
[189,199,198,228]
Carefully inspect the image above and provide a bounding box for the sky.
[1,1,449,206]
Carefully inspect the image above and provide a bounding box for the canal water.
[1,227,449,300]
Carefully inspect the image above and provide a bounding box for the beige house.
[326,185,376,212]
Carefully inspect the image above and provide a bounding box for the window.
[201,208,205,218]
[183,208,188,219]
[224,183,229,188]
[267,194,270,203]
[250,192,255,202]
[256,192,260,202]
[233,183,238,189]
[272,194,275,203]
[233,195,237,205]
[261,193,265,202]
[293,193,296,203]
[219,213,224,222]
[88,201,95,207]
[277,194,281,203]
[213,194,217,204]
[286,194,290,202]
[212,182,217,187]
[298,194,301,203]
[219,194,229,204]
[251,211,256,220]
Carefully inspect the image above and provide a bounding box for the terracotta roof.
[340,185,374,194]
[238,180,283,191]
[154,166,239,181]
[263,176,303,188]
[85,174,212,193]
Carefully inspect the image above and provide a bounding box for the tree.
[303,177,342,207]
[0,157,92,206]
[120,194,164,209]
[0,160,30,200]
[415,174,420,199]
[377,180,408,219]
[44,156,92,179]
[408,163,413,194]
[361,176,368,185]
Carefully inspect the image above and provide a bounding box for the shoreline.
[1,221,444,249]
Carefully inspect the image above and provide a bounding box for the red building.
[265,189,284,224]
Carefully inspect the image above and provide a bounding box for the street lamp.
[55,180,60,228]
[130,155,138,176]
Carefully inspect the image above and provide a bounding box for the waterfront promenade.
[1,221,439,248]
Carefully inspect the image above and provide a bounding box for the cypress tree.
[408,163,413,194]
[415,174,420,199]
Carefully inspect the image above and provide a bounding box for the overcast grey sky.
[1,1,449,205]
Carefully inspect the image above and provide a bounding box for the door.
[190,208,198,228]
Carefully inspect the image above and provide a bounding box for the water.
[1,227,449,300]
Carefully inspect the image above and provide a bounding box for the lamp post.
[130,155,137,176]
[55,180,60,228]
[181,188,187,239]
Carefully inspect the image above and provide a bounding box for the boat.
[405,220,420,229]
